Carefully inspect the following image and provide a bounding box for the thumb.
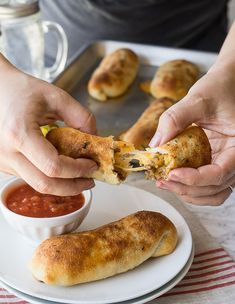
[51,87,97,134]
[149,95,206,147]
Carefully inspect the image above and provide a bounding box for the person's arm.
[0,54,97,195]
[149,22,235,206]
[211,21,235,71]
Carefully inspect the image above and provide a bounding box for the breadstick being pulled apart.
[115,126,211,180]
[29,211,177,286]
[88,48,139,101]
[47,126,211,184]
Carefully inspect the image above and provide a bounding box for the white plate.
[0,244,194,304]
[0,181,192,304]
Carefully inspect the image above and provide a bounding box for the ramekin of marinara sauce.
[0,178,92,242]
[6,184,85,218]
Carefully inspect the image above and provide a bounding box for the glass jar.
[0,0,68,81]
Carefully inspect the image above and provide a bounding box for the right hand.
[150,65,235,206]
[0,55,98,196]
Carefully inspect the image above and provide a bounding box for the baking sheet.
[53,40,217,137]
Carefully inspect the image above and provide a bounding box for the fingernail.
[156,181,168,190]
[89,164,98,173]
[87,180,95,189]
[169,173,180,181]
[149,132,162,147]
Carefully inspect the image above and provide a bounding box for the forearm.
[0,52,8,65]
[218,22,235,60]
[209,22,235,73]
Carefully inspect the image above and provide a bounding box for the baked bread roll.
[119,97,174,149]
[116,126,211,180]
[150,60,199,101]
[147,126,211,179]
[47,128,134,185]
[47,126,211,183]
[29,211,177,286]
[88,48,139,101]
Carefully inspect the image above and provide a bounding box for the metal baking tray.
[53,41,217,137]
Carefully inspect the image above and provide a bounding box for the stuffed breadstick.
[115,126,211,180]
[47,126,211,183]
[150,59,199,101]
[29,211,177,286]
[88,48,139,101]
[119,97,174,149]
[47,127,134,184]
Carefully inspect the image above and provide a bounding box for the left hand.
[0,55,98,196]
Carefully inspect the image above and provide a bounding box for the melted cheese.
[114,142,165,172]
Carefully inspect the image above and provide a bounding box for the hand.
[0,55,97,195]
[150,66,235,206]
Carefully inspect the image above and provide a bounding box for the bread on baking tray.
[150,59,199,101]
[47,126,211,183]
[29,211,177,286]
[119,97,174,150]
[88,48,139,101]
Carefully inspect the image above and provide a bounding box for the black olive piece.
[129,159,142,168]
[82,142,90,149]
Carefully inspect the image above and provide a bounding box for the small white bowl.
[0,178,92,243]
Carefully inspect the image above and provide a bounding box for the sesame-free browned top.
[29,211,177,286]
[150,59,199,101]
[88,48,139,101]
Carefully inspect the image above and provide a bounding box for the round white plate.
[0,181,192,304]
[0,245,194,304]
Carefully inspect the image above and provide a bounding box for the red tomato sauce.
[6,184,85,218]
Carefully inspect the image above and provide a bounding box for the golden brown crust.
[119,97,174,149]
[46,128,132,184]
[88,48,139,101]
[29,211,177,286]
[146,126,212,179]
[150,60,199,101]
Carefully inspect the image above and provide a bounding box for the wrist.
[0,53,18,78]
[0,53,29,86]
[208,52,235,76]
[0,53,10,66]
